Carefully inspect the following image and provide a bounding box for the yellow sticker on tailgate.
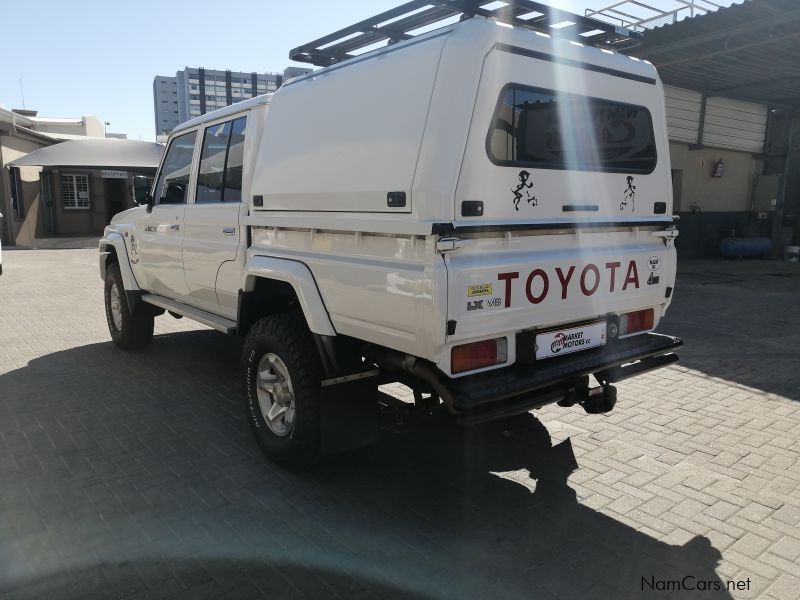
[468,284,493,297]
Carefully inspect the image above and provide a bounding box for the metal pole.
[772,114,797,258]
[0,141,11,246]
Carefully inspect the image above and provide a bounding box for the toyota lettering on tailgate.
[497,260,640,307]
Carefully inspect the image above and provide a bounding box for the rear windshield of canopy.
[487,85,657,174]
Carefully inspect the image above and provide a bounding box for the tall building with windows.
[153,76,179,136]
[153,66,311,136]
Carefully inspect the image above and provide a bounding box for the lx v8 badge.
[467,300,484,311]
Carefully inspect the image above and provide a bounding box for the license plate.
[536,321,607,360]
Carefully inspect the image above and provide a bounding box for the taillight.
[451,338,508,374]
[620,309,654,335]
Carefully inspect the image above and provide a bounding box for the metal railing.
[585,0,731,32]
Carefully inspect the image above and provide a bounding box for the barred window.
[62,174,90,209]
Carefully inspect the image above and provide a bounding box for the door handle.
[170,224,180,232]
[222,227,236,235]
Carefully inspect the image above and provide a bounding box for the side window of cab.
[196,116,247,203]
[153,130,198,205]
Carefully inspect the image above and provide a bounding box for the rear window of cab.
[487,84,657,174]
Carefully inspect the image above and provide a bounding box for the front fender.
[99,232,140,291]
[244,255,336,336]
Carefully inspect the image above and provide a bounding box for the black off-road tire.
[104,262,154,350]
[242,312,324,470]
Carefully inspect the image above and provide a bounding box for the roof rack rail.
[290,0,642,68]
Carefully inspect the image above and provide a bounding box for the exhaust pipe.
[369,350,457,411]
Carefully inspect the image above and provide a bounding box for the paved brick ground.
[0,248,799,599]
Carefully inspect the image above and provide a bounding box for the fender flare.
[244,255,336,336]
[99,232,140,291]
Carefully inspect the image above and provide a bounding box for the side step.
[141,294,237,334]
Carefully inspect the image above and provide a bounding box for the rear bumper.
[440,332,682,425]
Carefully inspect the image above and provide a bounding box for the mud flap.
[320,369,380,454]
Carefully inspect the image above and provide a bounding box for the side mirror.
[145,192,155,213]
[133,175,153,206]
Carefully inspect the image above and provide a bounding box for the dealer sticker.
[535,321,607,360]
[468,283,493,297]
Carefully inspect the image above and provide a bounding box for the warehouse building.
[609,0,800,258]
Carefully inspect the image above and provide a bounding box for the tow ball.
[581,384,618,414]
[558,376,618,414]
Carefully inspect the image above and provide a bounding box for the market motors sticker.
[536,321,607,360]
[468,283,493,297]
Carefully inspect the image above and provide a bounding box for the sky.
[0,0,738,141]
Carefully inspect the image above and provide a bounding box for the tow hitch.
[394,334,681,427]
[581,384,618,414]
[557,375,617,414]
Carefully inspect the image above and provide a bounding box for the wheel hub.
[110,283,123,331]
[256,353,296,436]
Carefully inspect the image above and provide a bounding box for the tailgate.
[444,226,676,343]
[455,44,672,225]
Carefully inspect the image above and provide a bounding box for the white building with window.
[5,139,163,244]
[1,108,143,245]
[0,108,54,246]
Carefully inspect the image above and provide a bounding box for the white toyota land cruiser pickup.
[100,1,681,468]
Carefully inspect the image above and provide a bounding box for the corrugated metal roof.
[628,0,800,107]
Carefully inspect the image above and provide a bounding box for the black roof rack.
[290,0,642,67]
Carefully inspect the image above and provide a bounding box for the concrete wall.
[675,212,771,259]
[29,116,104,138]
[662,86,777,258]
[46,170,154,236]
[669,142,771,258]
[764,112,800,249]
[14,170,45,244]
[51,171,117,235]
[0,133,50,245]
[669,141,762,213]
